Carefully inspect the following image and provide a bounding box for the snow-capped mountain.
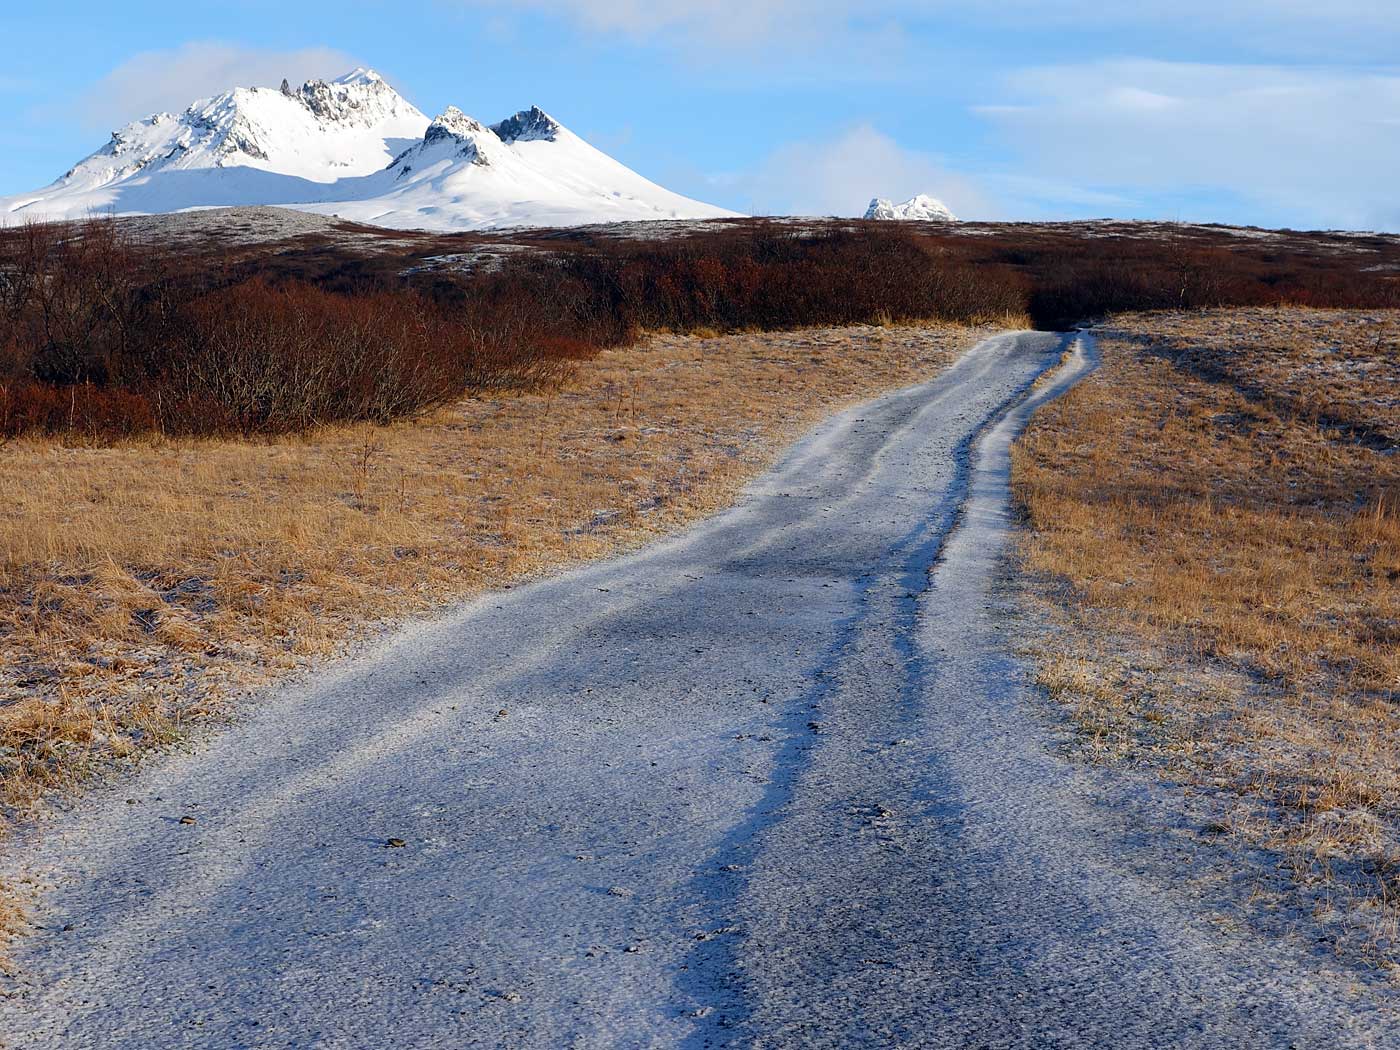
[864,195,957,222]
[1,70,430,219]
[0,69,738,231]
[297,103,737,230]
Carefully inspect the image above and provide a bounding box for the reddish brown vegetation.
[3,216,1398,440]
[1016,237,1400,329]
[0,220,572,439]
[539,226,1029,333]
[0,382,156,440]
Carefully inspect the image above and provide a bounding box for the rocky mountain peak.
[295,69,412,127]
[418,107,493,166]
[426,106,490,141]
[492,106,560,144]
[864,194,957,222]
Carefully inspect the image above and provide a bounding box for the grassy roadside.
[1013,307,1400,973]
[0,322,986,830]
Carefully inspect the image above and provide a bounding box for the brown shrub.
[155,280,459,432]
[3,215,1398,441]
[0,220,573,439]
[0,382,156,440]
[552,225,1029,333]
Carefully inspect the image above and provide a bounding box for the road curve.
[2,331,1389,1049]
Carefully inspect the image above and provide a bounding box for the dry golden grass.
[0,322,985,829]
[1014,307,1400,970]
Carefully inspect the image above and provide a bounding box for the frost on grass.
[0,322,980,828]
[1014,307,1400,975]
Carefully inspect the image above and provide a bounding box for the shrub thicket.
[0,221,569,438]
[2,217,1396,440]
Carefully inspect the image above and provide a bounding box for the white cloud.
[979,60,1400,229]
[714,58,1400,229]
[78,43,363,129]
[717,124,996,219]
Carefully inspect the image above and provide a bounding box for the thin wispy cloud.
[461,1,1400,56]
[463,0,835,43]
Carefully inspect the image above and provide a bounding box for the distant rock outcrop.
[864,194,957,221]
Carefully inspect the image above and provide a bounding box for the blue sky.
[3,1,1398,230]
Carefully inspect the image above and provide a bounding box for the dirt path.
[2,332,1390,1048]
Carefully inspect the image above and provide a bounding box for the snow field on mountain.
[0,69,738,231]
[865,194,958,221]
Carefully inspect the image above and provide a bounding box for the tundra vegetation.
[3,217,1396,441]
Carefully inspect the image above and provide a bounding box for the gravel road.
[3,331,1391,1049]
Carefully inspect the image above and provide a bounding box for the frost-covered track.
[3,332,1388,1049]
